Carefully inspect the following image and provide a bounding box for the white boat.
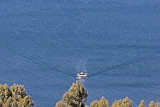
[77,72,87,79]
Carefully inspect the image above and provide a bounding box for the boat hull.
[77,73,87,79]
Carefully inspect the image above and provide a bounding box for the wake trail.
[75,0,89,33]
[54,3,75,51]
[0,49,75,77]
[88,50,160,78]
[75,0,94,48]
[54,0,81,75]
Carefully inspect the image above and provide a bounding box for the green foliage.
[112,97,132,107]
[139,100,145,107]
[55,81,160,107]
[149,101,160,107]
[10,84,27,99]
[90,100,98,107]
[3,97,18,107]
[112,99,122,107]
[121,97,132,107]
[98,97,109,107]
[155,102,160,107]
[55,100,68,107]
[56,80,88,107]
[150,101,156,107]
[0,84,34,107]
[90,97,109,107]
[0,84,12,105]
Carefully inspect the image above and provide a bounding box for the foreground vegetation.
[56,80,160,107]
[0,84,34,107]
[1,82,159,107]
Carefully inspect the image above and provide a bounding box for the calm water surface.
[0,0,160,106]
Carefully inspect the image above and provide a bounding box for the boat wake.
[1,49,160,79]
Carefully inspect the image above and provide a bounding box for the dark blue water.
[0,0,160,106]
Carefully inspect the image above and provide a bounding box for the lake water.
[0,0,160,106]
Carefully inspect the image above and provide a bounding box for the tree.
[55,100,70,107]
[0,84,34,107]
[98,97,109,107]
[121,97,132,107]
[56,80,88,107]
[139,100,145,107]
[149,101,156,107]
[0,84,12,106]
[90,96,109,107]
[55,81,160,107]
[112,99,122,107]
[90,100,98,107]
[149,101,160,107]
[112,97,132,107]
[155,102,160,107]
[10,84,27,98]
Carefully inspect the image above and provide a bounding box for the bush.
[0,84,34,107]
